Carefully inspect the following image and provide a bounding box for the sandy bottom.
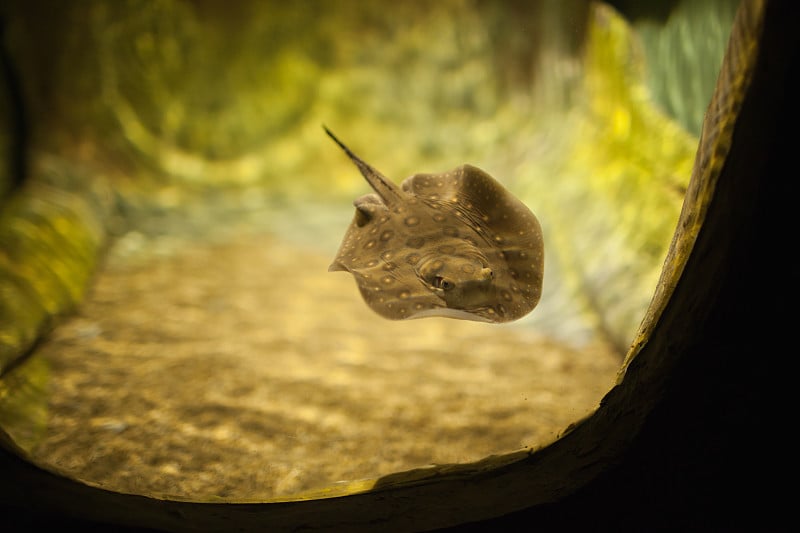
[23,228,622,501]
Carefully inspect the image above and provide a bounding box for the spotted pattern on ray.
[325,126,544,323]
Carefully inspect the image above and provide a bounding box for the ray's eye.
[433,276,455,290]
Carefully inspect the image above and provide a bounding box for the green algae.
[0,181,108,372]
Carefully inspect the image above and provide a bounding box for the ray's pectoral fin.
[328,192,388,273]
[328,262,347,273]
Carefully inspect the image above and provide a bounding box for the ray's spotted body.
[325,127,544,323]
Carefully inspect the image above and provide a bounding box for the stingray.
[325,126,544,323]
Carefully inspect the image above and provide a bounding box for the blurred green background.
[0,0,738,371]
